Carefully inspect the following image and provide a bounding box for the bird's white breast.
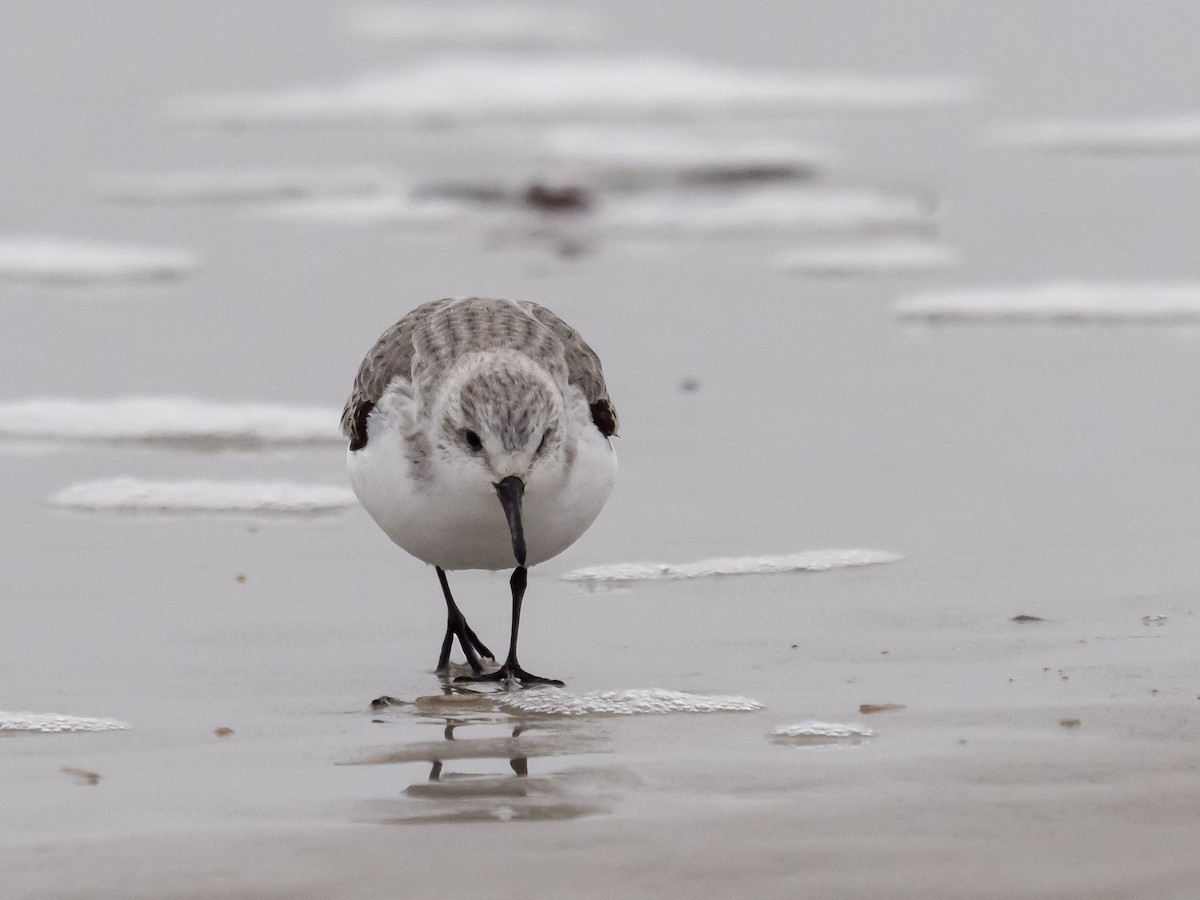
[347,388,616,571]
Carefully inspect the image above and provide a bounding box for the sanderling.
[342,297,618,686]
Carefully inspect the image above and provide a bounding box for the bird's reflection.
[351,689,637,825]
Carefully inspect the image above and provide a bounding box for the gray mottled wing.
[341,298,449,450]
[521,301,618,437]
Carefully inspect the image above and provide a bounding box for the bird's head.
[437,350,569,566]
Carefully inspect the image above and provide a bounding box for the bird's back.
[343,297,616,449]
[409,297,571,388]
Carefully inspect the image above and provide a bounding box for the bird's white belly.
[347,416,616,571]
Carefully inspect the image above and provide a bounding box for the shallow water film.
[4,2,1200,898]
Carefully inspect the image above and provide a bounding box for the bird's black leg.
[456,566,564,688]
[435,566,495,675]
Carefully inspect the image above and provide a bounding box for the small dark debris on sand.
[1011,614,1046,623]
[370,696,405,711]
[523,182,592,212]
[61,767,100,786]
[681,164,817,187]
[859,703,906,714]
[214,727,234,738]
[1059,718,1081,729]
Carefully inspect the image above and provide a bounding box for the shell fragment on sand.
[347,3,602,48]
[859,703,906,714]
[49,478,357,516]
[0,397,342,447]
[775,240,957,276]
[1,711,130,733]
[498,688,764,716]
[562,549,902,586]
[990,115,1200,153]
[896,282,1200,324]
[0,237,196,285]
[171,56,975,128]
[597,188,935,237]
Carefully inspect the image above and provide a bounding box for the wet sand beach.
[3,3,1200,897]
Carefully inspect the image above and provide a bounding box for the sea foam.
[254,193,468,228]
[775,240,957,276]
[172,56,975,128]
[563,549,902,586]
[0,237,196,285]
[896,282,1200,323]
[347,3,601,48]
[771,721,873,744]
[0,397,341,447]
[990,115,1200,153]
[543,124,830,185]
[97,166,400,205]
[498,688,764,716]
[0,711,130,733]
[50,478,357,515]
[597,188,934,236]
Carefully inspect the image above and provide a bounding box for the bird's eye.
[535,429,552,455]
[462,429,483,452]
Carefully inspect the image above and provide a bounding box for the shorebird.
[342,297,618,687]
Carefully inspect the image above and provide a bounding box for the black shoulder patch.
[589,399,617,438]
[348,400,375,451]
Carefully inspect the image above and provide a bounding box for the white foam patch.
[97,166,401,204]
[498,688,764,716]
[772,721,873,742]
[775,241,957,276]
[543,124,830,183]
[563,550,902,586]
[0,237,196,285]
[0,397,341,447]
[254,193,468,227]
[50,478,356,515]
[598,188,934,237]
[990,115,1200,153]
[896,282,1200,324]
[347,3,601,48]
[172,56,974,128]
[0,711,129,733]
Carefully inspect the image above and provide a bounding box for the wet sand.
[4,2,1200,898]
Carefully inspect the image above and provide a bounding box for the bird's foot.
[436,621,496,676]
[461,624,495,663]
[455,662,564,690]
